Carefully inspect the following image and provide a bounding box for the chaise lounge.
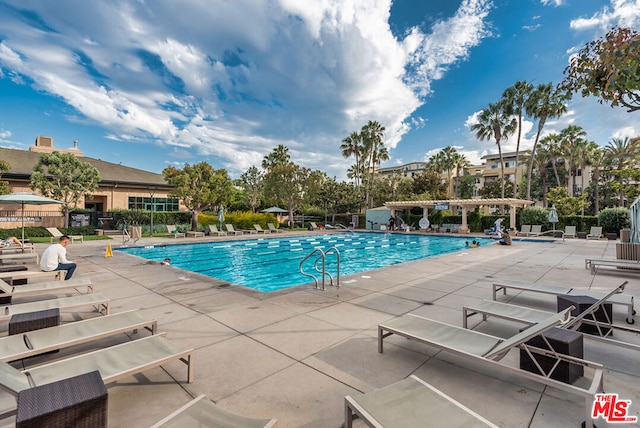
[378,308,604,428]
[46,227,84,243]
[0,293,111,323]
[587,226,603,240]
[0,277,93,303]
[166,225,185,238]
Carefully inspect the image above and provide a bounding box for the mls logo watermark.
[592,393,638,423]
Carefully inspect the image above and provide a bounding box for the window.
[128,197,179,211]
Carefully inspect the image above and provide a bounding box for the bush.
[598,207,630,235]
[199,211,277,230]
[520,206,548,227]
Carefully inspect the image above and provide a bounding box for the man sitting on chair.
[41,235,77,280]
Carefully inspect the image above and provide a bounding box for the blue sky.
[0,0,638,180]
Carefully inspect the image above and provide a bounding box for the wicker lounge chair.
[0,293,111,323]
[378,308,605,428]
[46,227,84,243]
[151,394,277,428]
[208,225,227,236]
[345,375,499,428]
[166,225,185,238]
[0,310,157,362]
[0,335,193,421]
[492,279,635,324]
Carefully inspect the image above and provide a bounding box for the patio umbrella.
[260,206,288,213]
[548,204,559,235]
[0,192,65,244]
[217,205,225,229]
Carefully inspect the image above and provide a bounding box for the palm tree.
[533,146,552,206]
[361,120,387,208]
[502,81,533,198]
[586,143,605,214]
[340,132,363,188]
[604,137,640,205]
[540,133,563,188]
[524,83,568,200]
[471,102,517,201]
[452,152,470,198]
[559,125,587,195]
[440,146,457,197]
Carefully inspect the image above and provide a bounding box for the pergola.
[384,198,535,233]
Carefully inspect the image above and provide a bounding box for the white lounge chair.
[0,270,64,285]
[528,225,542,236]
[587,226,603,239]
[517,225,531,236]
[267,223,283,233]
[0,277,93,301]
[378,309,604,428]
[208,224,227,236]
[345,375,499,428]
[254,224,271,234]
[0,252,39,265]
[225,224,244,235]
[492,279,635,324]
[0,293,111,323]
[151,394,277,428]
[46,227,83,243]
[166,225,185,238]
[564,225,577,238]
[0,310,157,362]
[585,258,640,276]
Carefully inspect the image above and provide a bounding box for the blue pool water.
[117,232,488,292]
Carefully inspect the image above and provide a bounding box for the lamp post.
[148,187,157,237]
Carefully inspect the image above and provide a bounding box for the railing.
[299,246,341,290]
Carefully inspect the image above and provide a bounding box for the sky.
[0,0,639,181]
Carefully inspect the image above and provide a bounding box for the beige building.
[0,137,175,229]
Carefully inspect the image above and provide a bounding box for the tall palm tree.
[524,83,568,200]
[559,125,587,195]
[340,132,363,188]
[361,120,387,208]
[586,143,606,214]
[533,146,552,206]
[540,133,563,188]
[452,152,470,198]
[604,137,640,205]
[502,80,533,198]
[440,146,457,197]
[471,102,517,201]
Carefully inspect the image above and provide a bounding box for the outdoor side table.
[519,326,583,384]
[9,308,61,335]
[16,370,107,428]
[557,295,613,335]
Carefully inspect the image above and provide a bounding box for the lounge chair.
[0,334,193,419]
[492,279,635,324]
[0,277,93,303]
[378,309,604,428]
[208,224,227,236]
[528,225,542,236]
[0,270,64,285]
[517,225,531,236]
[0,293,111,323]
[309,222,320,230]
[585,258,640,276]
[587,226,603,239]
[345,375,499,428]
[267,223,283,233]
[0,252,39,265]
[0,310,157,362]
[166,225,185,238]
[564,225,577,238]
[185,230,205,238]
[151,394,277,428]
[225,224,244,235]
[46,227,83,243]
[254,224,271,234]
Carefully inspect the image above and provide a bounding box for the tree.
[360,120,388,208]
[452,152,470,198]
[261,144,290,171]
[546,187,589,216]
[240,166,263,213]
[524,83,568,200]
[0,160,9,195]
[480,179,513,199]
[262,161,311,227]
[30,152,100,227]
[562,27,640,112]
[585,143,606,214]
[340,132,364,188]
[603,137,640,205]
[558,125,587,195]
[471,102,517,203]
[539,133,563,187]
[162,162,233,230]
[458,175,476,199]
[502,80,533,197]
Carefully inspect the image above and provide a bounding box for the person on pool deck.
[498,229,512,246]
[388,216,396,231]
[41,235,77,280]
[0,236,23,248]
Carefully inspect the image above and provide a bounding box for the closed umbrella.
[0,192,65,244]
[217,205,225,229]
[548,204,559,235]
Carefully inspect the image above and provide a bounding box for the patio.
[0,233,638,427]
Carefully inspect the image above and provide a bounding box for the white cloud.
[570,0,640,32]
[541,0,564,6]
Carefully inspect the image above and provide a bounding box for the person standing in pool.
[388,216,395,231]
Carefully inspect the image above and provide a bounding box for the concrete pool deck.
[0,231,638,427]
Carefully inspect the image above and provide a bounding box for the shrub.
[520,206,548,227]
[598,207,630,234]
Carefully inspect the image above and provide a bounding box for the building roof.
[385,198,534,209]
[0,147,170,188]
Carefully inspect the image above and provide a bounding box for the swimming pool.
[118,232,487,292]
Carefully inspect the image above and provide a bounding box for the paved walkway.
[1,232,639,427]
